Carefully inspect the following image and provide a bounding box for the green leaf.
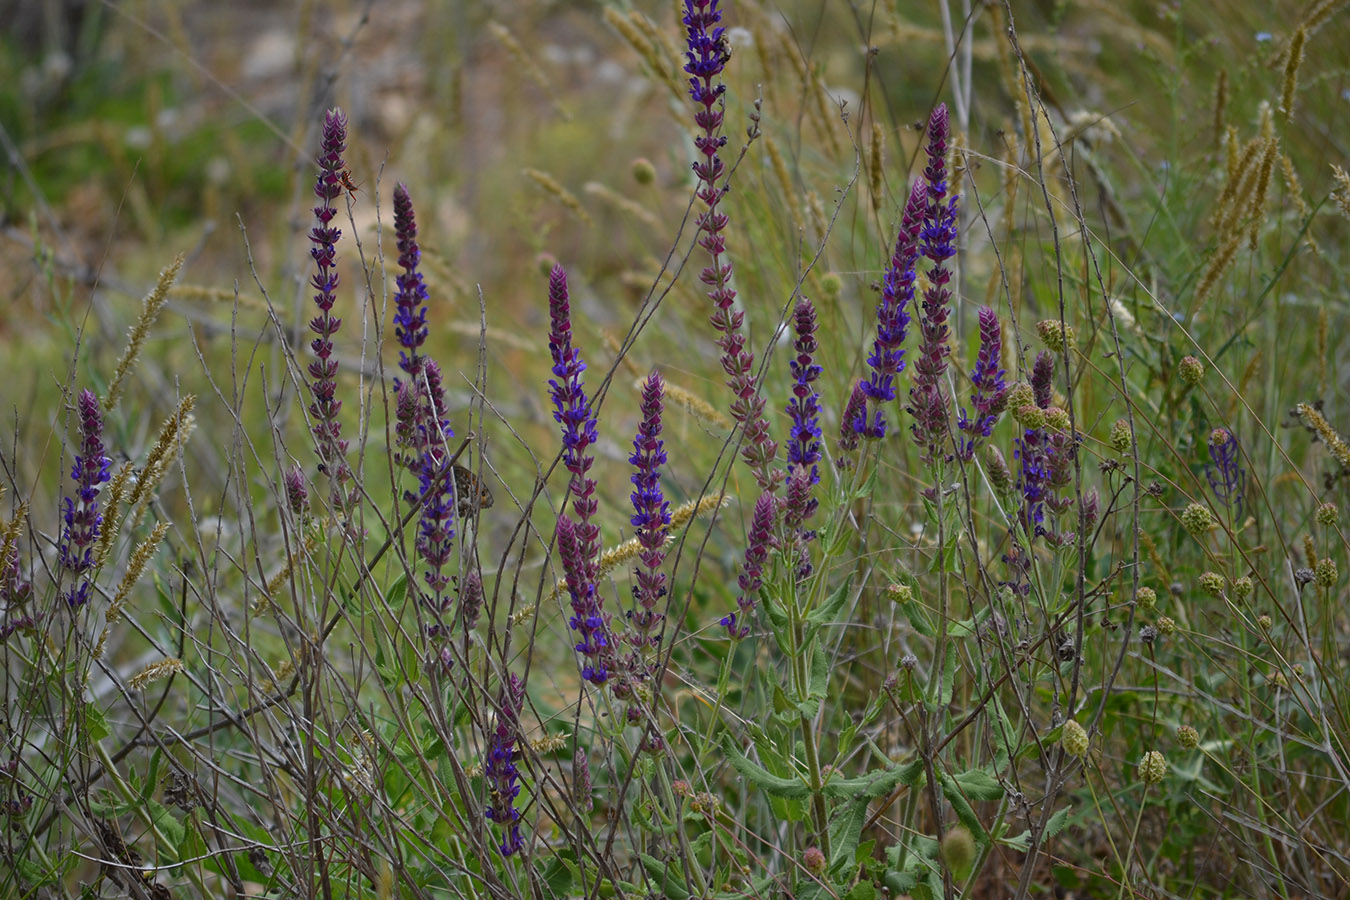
[822,759,922,800]
[845,881,877,900]
[723,737,809,799]
[952,767,1004,802]
[85,704,110,743]
[805,577,853,631]
[539,853,574,899]
[145,799,186,855]
[639,853,690,900]
[828,798,868,875]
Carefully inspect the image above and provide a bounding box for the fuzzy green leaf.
[723,736,810,799]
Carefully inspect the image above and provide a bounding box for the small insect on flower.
[338,168,362,198]
[452,464,495,518]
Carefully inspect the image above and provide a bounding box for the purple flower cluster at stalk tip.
[1011,351,1076,554]
[285,464,309,516]
[393,182,430,382]
[548,264,609,684]
[60,389,111,608]
[786,298,824,486]
[1205,427,1245,515]
[907,103,960,462]
[957,307,1009,460]
[838,380,868,458]
[384,184,461,664]
[784,297,822,577]
[721,491,776,639]
[856,179,926,439]
[684,0,779,492]
[485,672,526,856]
[628,372,670,657]
[308,108,352,503]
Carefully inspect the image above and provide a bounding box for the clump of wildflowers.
[1316,502,1340,526]
[1314,557,1338,587]
[1138,749,1167,784]
[1036,319,1074,353]
[1110,418,1131,453]
[60,389,112,608]
[1176,725,1200,750]
[1181,502,1215,537]
[856,180,924,439]
[1178,355,1205,385]
[548,265,608,683]
[485,673,526,855]
[1061,719,1090,758]
[956,307,1008,460]
[308,108,353,507]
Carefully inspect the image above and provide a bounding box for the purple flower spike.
[629,372,670,654]
[784,298,821,577]
[838,380,867,458]
[413,360,457,629]
[1205,427,1245,515]
[957,307,1008,460]
[721,491,776,639]
[907,103,960,462]
[60,389,111,608]
[393,183,430,382]
[684,0,779,492]
[547,265,609,683]
[786,297,823,486]
[485,672,527,856]
[857,179,926,439]
[309,108,352,503]
[559,516,609,683]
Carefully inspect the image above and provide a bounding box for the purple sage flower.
[485,672,526,856]
[548,265,609,683]
[308,108,352,504]
[838,380,867,459]
[784,297,822,576]
[628,372,670,656]
[393,182,430,383]
[906,104,960,462]
[60,389,111,608]
[721,491,776,639]
[1205,427,1245,515]
[284,464,309,516]
[856,179,925,439]
[684,0,779,491]
[957,307,1008,460]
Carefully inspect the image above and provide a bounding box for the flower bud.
[1178,355,1204,385]
[1138,749,1167,784]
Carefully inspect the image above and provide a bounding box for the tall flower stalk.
[856,180,925,439]
[957,307,1008,461]
[784,297,823,577]
[60,389,111,608]
[628,372,670,659]
[907,103,959,462]
[388,184,457,663]
[484,672,526,856]
[548,264,608,683]
[684,0,778,491]
[308,108,352,508]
